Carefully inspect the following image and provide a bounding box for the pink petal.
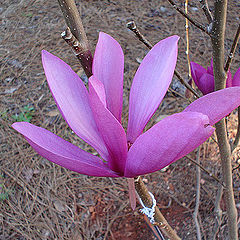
[198,72,214,95]
[93,32,124,122]
[232,67,240,87]
[89,76,106,107]
[127,35,179,144]
[42,50,108,159]
[89,76,127,175]
[226,70,232,88]
[184,87,240,125]
[190,62,207,87]
[124,112,214,177]
[12,122,119,177]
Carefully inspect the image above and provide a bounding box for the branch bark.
[135,177,181,240]
[57,0,93,77]
[211,1,238,239]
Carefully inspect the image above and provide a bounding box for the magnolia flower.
[13,33,240,178]
[191,60,240,95]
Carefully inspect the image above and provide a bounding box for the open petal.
[93,32,124,122]
[89,76,128,175]
[42,50,108,159]
[127,36,179,144]
[184,87,240,125]
[232,67,240,87]
[198,73,214,95]
[12,122,119,177]
[89,76,106,107]
[191,62,207,86]
[125,112,214,177]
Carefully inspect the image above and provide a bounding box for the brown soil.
[1,0,240,239]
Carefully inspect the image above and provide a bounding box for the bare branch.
[193,147,202,240]
[61,28,93,77]
[57,0,93,78]
[126,21,153,49]
[199,0,213,23]
[185,155,224,187]
[224,23,240,72]
[212,186,223,239]
[211,1,238,238]
[167,0,210,35]
[134,177,181,240]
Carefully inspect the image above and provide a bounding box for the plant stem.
[167,0,210,35]
[134,177,181,240]
[199,0,213,23]
[193,147,201,240]
[57,0,93,77]
[211,1,238,238]
[224,23,240,72]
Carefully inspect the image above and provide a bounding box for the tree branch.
[167,0,210,35]
[211,2,238,238]
[134,177,181,240]
[193,147,202,240]
[199,0,213,23]
[224,23,240,72]
[57,0,93,78]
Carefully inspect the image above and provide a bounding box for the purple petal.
[12,122,119,177]
[184,87,240,125]
[127,35,179,144]
[232,67,240,87]
[93,32,124,122]
[89,76,106,107]
[198,72,214,95]
[190,62,207,87]
[42,50,108,159]
[89,76,127,175]
[226,70,232,88]
[125,112,214,177]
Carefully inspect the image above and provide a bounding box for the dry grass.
[1,0,240,239]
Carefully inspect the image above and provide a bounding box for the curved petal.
[89,76,127,175]
[12,122,119,177]
[184,87,240,125]
[93,32,124,122]
[89,76,106,107]
[232,67,240,87]
[226,70,232,88]
[127,35,179,143]
[125,112,214,177]
[42,50,108,159]
[191,62,207,86]
[198,72,214,95]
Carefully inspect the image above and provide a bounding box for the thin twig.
[126,21,153,49]
[224,23,240,72]
[167,0,210,35]
[193,147,202,240]
[126,20,200,98]
[231,106,240,152]
[57,0,93,78]
[199,0,213,23]
[134,177,181,240]
[211,1,238,238]
[185,155,224,187]
[185,0,191,80]
[212,185,223,240]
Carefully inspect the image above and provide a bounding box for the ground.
[0,0,240,239]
